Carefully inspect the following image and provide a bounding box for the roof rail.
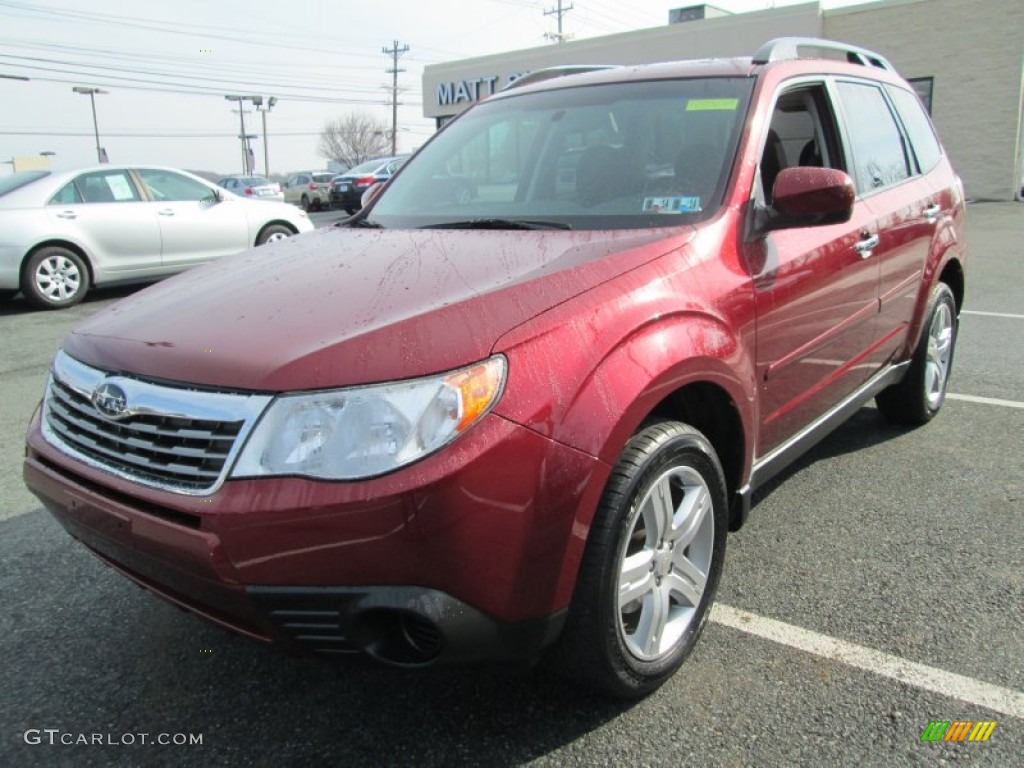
[752,37,894,72]
[500,65,619,92]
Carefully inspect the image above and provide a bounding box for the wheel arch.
[254,220,298,246]
[22,240,96,287]
[939,256,964,313]
[641,380,747,530]
[532,315,756,611]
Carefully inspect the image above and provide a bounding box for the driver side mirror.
[759,167,855,232]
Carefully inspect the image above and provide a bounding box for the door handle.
[923,203,941,222]
[157,209,175,217]
[55,211,77,220]
[855,234,879,258]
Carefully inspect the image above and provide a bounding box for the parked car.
[329,156,408,213]
[216,175,284,202]
[0,165,313,309]
[283,172,334,211]
[25,38,966,698]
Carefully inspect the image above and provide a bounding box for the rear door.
[751,81,882,453]
[45,169,162,278]
[833,80,936,365]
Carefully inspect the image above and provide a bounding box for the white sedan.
[0,165,314,309]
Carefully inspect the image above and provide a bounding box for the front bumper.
[25,407,600,664]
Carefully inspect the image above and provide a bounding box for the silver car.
[216,175,285,202]
[0,166,313,309]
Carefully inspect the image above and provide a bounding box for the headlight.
[231,355,506,480]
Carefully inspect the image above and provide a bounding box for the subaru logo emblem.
[91,381,129,420]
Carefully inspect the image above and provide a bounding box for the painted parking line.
[962,310,1024,320]
[946,393,1024,409]
[711,604,1024,719]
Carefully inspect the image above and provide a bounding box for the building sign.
[436,72,530,107]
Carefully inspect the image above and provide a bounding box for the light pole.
[252,96,277,177]
[72,87,109,163]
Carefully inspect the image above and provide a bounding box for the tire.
[300,194,311,212]
[876,282,957,425]
[548,421,728,698]
[21,247,90,310]
[256,224,294,246]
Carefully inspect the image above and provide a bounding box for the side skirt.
[729,361,910,530]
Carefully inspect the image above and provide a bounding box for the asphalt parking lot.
[0,203,1020,766]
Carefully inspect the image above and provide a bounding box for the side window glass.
[136,169,213,202]
[835,81,910,193]
[48,181,83,205]
[72,171,141,204]
[887,85,942,174]
[761,84,843,202]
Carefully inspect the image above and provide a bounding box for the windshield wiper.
[420,218,572,231]
[341,218,383,229]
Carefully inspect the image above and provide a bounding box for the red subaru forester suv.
[25,38,966,698]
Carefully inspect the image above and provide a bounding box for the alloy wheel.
[617,465,714,661]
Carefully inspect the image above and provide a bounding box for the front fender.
[494,304,756,613]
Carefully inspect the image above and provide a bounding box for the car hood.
[64,224,694,391]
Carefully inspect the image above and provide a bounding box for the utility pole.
[544,0,574,43]
[224,95,253,174]
[383,40,409,157]
[72,87,109,163]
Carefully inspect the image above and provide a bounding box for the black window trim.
[752,75,848,206]
[884,83,943,177]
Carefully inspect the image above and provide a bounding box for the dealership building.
[423,0,1024,201]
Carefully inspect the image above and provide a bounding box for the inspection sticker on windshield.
[643,196,701,213]
[686,98,739,111]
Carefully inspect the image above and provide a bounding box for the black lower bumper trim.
[248,585,566,667]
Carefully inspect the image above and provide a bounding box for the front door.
[750,82,882,454]
[134,169,249,268]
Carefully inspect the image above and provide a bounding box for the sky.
[0,0,881,177]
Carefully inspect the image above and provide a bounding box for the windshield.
[0,170,50,197]
[369,77,753,230]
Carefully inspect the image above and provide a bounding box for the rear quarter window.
[887,85,943,174]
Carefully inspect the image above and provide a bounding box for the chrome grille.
[42,351,272,495]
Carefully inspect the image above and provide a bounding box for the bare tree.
[318,113,390,169]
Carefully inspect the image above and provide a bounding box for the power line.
[0,0,400,60]
[0,53,406,99]
[3,68,423,106]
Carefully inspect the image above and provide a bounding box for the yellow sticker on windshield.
[686,98,739,111]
